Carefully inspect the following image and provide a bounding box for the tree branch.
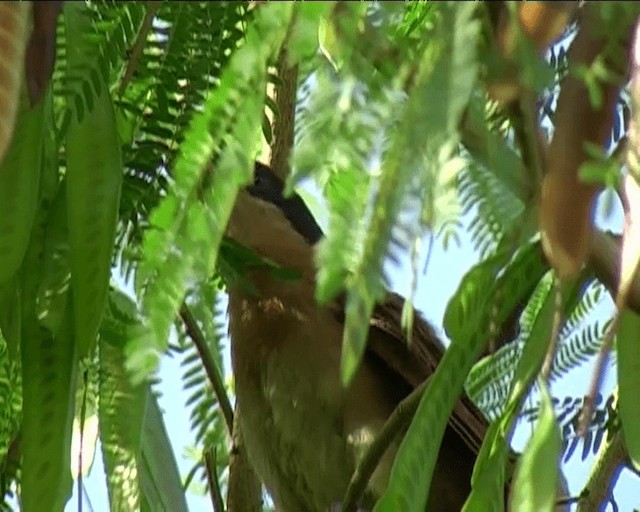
[204,448,226,512]
[118,2,161,96]
[259,46,298,181]
[589,230,640,314]
[179,303,234,435]
[226,407,263,512]
[576,428,626,511]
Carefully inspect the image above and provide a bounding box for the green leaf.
[464,242,548,412]
[505,274,555,406]
[36,184,71,337]
[99,333,149,510]
[134,3,295,381]
[17,85,78,511]
[139,392,189,512]
[462,422,509,512]
[341,282,376,386]
[376,248,509,512]
[65,2,124,358]
[20,311,77,512]
[505,275,586,413]
[315,169,370,304]
[219,237,302,286]
[510,380,561,512]
[343,1,481,386]
[0,88,45,285]
[0,278,21,360]
[290,3,333,63]
[464,278,555,510]
[467,273,586,508]
[618,309,640,471]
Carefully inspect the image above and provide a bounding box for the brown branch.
[259,46,298,181]
[540,3,630,280]
[582,15,640,438]
[579,316,618,436]
[576,424,626,511]
[462,7,640,508]
[589,230,640,314]
[270,53,297,180]
[462,113,640,315]
[461,48,640,482]
[179,304,234,434]
[226,407,263,512]
[204,448,226,512]
[582,227,640,433]
[118,2,161,96]
[488,2,577,106]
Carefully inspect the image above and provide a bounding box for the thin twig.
[118,2,161,96]
[341,378,429,512]
[179,304,234,435]
[517,88,545,187]
[541,277,565,381]
[204,448,226,512]
[579,315,618,436]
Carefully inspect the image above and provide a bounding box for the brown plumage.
[225,164,487,511]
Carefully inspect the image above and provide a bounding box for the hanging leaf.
[618,309,640,471]
[510,380,562,512]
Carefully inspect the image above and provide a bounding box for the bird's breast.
[228,290,397,511]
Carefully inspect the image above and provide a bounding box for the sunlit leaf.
[618,309,640,471]
[510,380,561,512]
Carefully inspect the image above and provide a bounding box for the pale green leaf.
[618,309,640,471]
[510,381,561,512]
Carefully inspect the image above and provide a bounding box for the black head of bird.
[225,162,486,511]
[226,162,321,290]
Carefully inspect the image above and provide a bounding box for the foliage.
[0,2,637,511]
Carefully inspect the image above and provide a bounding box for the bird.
[224,161,490,511]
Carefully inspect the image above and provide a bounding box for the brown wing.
[332,292,487,455]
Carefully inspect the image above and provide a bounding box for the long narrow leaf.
[376,249,509,512]
[510,380,561,512]
[65,2,124,357]
[342,2,481,385]
[139,391,189,512]
[618,309,640,470]
[99,334,149,510]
